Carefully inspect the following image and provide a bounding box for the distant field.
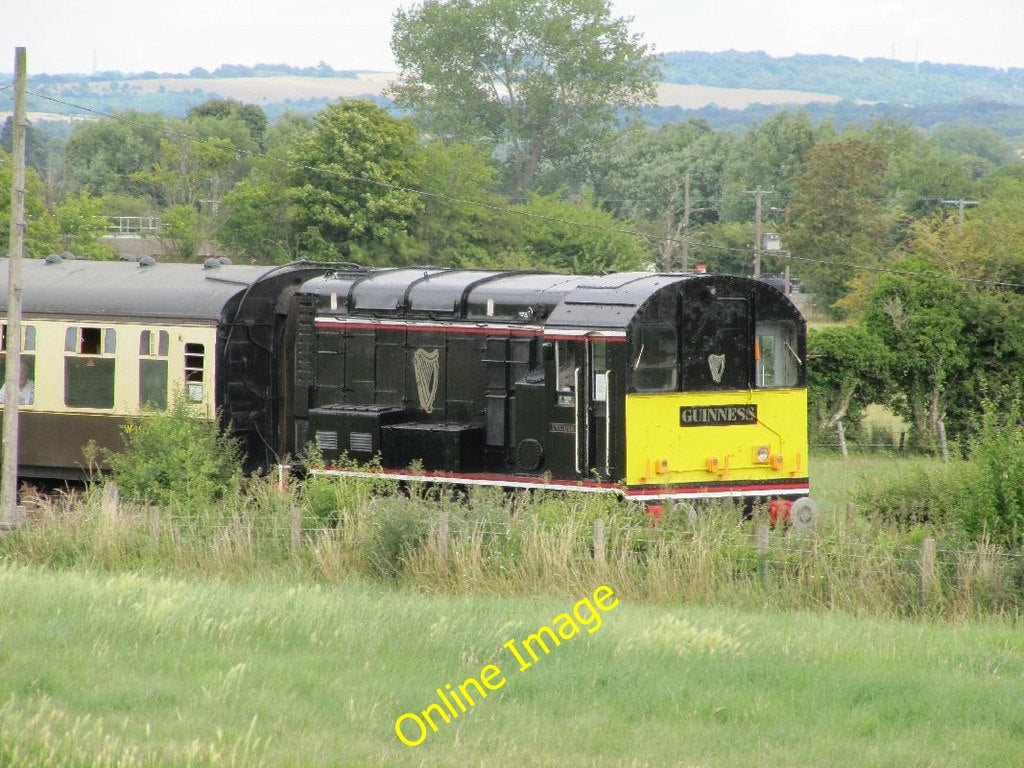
[7,73,847,125]
[2,564,1023,767]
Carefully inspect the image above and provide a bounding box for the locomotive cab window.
[632,325,678,392]
[555,341,578,393]
[64,326,116,409]
[755,320,800,388]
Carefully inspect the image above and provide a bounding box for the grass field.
[2,563,1023,767]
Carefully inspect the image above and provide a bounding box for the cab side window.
[632,325,678,392]
[755,321,801,388]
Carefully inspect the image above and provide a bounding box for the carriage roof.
[0,257,290,322]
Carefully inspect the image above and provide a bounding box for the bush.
[361,497,431,578]
[854,460,970,530]
[104,394,242,510]
[961,407,1024,547]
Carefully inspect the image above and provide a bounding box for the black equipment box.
[308,404,410,460]
[381,422,486,472]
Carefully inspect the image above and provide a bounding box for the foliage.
[158,204,204,261]
[785,137,893,316]
[389,0,658,192]
[52,190,115,259]
[63,110,165,200]
[720,110,825,222]
[507,190,651,273]
[853,459,971,530]
[103,394,242,510]
[287,99,425,262]
[807,325,892,437]
[187,97,268,148]
[961,406,1024,547]
[0,149,61,256]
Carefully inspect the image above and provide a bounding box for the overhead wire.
[11,87,1024,290]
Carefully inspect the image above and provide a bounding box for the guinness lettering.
[679,404,758,427]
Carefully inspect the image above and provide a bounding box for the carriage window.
[65,325,116,408]
[756,321,800,388]
[185,343,205,402]
[65,326,115,354]
[139,330,170,409]
[0,324,36,351]
[0,355,35,407]
[633,326,678,392]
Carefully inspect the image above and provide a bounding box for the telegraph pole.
[940,199,978,225]
[2,47,26,528]
[680,171,691,272]
[746,189,773,277]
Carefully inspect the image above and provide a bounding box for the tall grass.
[4,471,1023,620]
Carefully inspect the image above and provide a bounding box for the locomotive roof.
[304,268,797,331]
[0,257,292,322]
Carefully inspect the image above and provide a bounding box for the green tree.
[785,137,892,316]
[287,100,425,263]
[216,112,316,264]
[862,263,974,455]
[0,149,61,256]
[508,191,650,273]
[806,325,892,456]
[720,110,824,223]
[63,111,165,200]
[53,190,115,259]
[591,120,734,270]
[407,140,506,267]
[389,0,658,193]
[187,98,268,148]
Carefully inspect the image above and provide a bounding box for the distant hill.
[6,53,1024,142]
[660,50,1024,105]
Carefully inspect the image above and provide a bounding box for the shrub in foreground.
[103,393,242,510]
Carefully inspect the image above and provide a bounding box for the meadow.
[2,565,1023,767]
[2,455,1024,766]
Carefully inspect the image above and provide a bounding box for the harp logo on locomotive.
[708,353,726,383]
[413,348,440,414]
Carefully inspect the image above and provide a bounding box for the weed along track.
[394,586,619,747]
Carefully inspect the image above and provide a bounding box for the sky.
[3,0,1023,76]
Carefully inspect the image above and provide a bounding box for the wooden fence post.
[437,509,449,566]
[148,505,161,544]
[291,505,302,556]
[102,482,119,518]
[593,518,606,571]
[756,524,770,585]
[921,537,938,603]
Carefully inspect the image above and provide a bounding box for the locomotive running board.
[311,466,809,500]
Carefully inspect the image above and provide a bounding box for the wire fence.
[4,480,1024,620]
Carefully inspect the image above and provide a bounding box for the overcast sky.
[4,0,1023,75]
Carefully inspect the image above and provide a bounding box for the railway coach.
[0,255,327,479]
[295,267,810,504]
